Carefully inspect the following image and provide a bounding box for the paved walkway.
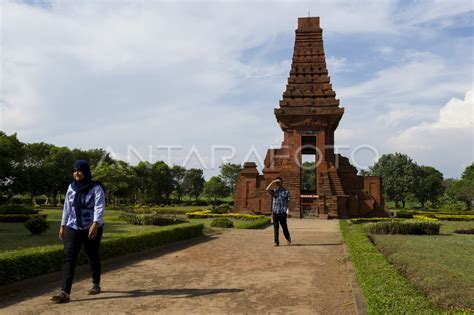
[0,219,358,314]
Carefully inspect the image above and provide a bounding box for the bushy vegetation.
[0,213,47,223]
[395,210,413,218]
[0,223,203,285]
[0,205,39,214]
[372,221,474,311]
[187,210,266,220]
[350,217,404,224]
[0,132,242,207]
[363,152,473,210]
[235,217,271,229]
[119,213,188,226]
[24,216,50,235]
[365,220,440,235]
[340,221,439,314]
[210,218,234,228]
[454,228,474,234]
[419,213,474,221]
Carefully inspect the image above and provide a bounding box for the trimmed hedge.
[210,218,234,228]
[236,217,271,229]
[119,213,188,226]
[365,221,440,235]
[414,210,474,216]
[350,217,404,224]
[187,210,266,221]
[340,221,439,313]
[396,210,414,219]
[0,214,47,223]
[416,214,474,221]
[210,204,232,214]
[0,205,39,215]
[0,223,203,285]
[454,229,474,234]
[350,216,438,224]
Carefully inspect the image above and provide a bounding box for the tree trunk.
[402,200,406,208]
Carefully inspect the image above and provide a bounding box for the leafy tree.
[203,176,230,204]
[0,132,25,199]
[44,146,75,206]
[369,153,418,208]
[134,161,153,204]
[71,148,114,167]
[23,142,55,204]
[182,168,205,200]
[301,161,316,191]
[93,161,135,206]
[219,163,242,194]
[449,163,474,209]
[413,165,444,208]
[171,165,186,202]
[149,161,173,204]
[358,169,372,176]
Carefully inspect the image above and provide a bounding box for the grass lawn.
[372,221,474,312]
[0,209,182,253]
[1,208,270,253]
[187,217,271,229]
[340,220,439,314]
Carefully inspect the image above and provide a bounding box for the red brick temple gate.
[234,17,389,219]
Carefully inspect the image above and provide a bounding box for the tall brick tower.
[233,17,389,219]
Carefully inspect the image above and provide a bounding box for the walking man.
[266,177,291,246]
[51,160,106,303]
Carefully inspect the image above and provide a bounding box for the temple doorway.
[300,135,319,217]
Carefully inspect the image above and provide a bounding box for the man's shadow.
[73,288,244,302]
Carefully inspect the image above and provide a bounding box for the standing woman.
[51,160,106,303]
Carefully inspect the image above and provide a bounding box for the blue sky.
[1,0,473,178]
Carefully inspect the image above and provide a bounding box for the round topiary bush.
[210,218,234,228]
[24,216,50,235]
[396,210,414,219]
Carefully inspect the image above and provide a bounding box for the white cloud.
[326,56,348,74]
[388,90,473,176]
[0,0,472,179]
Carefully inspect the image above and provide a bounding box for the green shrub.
[9,196,31,205]
[350,217,404,224]
[454,229,474,234]
[187,210,266,221]
[210,218,234,228]
[414,210,474,215]
[236,217,271,229]
[366,221,440,235]
[416,214,474,221]
[339,221,439,313]
[210,204,232,214]
[0,223,203,285]
[0,205,39,214]
[24,216,50,235]
[34,196,47,205]
[396,210,414,218]
[119,213,188,226]
[0,213,47,223]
